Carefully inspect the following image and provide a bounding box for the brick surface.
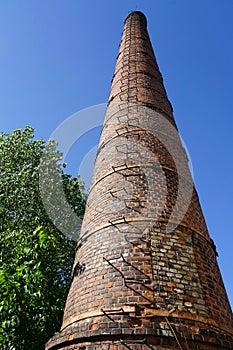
[45,11,233,350]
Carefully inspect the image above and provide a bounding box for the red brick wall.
[109,12,174,125]
[45,11,233,350]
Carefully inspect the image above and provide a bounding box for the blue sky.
[1,1,233,306]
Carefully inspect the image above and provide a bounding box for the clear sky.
[1,1,233,306]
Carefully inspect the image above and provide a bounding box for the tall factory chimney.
[46,11,233,349]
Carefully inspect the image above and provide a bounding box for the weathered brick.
[45,10,233,350]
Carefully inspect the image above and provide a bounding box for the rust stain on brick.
[167,282,176,287]
[190,326,199,334]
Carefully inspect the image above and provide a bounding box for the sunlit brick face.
[45,11,233,350]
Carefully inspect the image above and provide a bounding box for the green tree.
[0,126,85,349]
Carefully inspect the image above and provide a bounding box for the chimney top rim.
[124,11,147,27]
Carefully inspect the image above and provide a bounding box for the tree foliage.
[0,126,85,349]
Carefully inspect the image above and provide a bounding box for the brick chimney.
[46,11,233,349]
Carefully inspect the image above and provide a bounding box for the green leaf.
[0,126,85,350]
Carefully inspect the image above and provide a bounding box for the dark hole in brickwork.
[73,262,86,277]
